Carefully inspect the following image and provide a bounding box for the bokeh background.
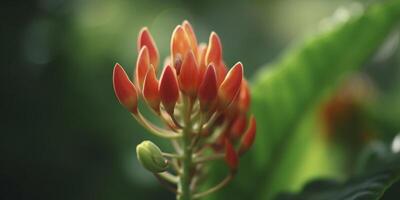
[2,0,399,199]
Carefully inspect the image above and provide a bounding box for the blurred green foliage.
[2,0,400,199]
[212,0,400,199]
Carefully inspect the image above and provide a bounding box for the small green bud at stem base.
[136,140,168,173]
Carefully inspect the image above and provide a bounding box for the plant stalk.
[177,98,193,200]
[177,127,192,200]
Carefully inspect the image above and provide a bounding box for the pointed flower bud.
[136,140,168,173]
[197,43,208,79]
[179,51,198,97]
[215,62,228,86]
[159,65,180,115]
[230,114,247,140]
[239,115,256,155]
[204,33,227,85]
[218,62,243,110]
[182,20,198,59]
[206,32,223,65]
[224,139,238,172]
[138,28,159,69]
[171,25,191,67]
[238,80,251,113]
[113,63,138,113]
[198,64,218,112]
[143,67,160,112]
[135,46,151,89]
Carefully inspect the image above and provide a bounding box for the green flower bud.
[136,140,168,173]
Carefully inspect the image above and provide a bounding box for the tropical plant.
[113,21,256,200]
[113,0,400,199]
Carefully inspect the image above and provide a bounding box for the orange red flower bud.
[135,46,151,89]
[239,115,256,155]
[224,139,239,172]
[206,32,223,66]
[182,20,198,59]
[230,114,247,140]
[197,43,208,80]
[138,28,159,70]
[178,51,199,97]
[218,62,243,110]
[198,64,218,112]
[238,80,251,113]
[171,25,191,69]
[113,63,138,113]
[143,67,160,112]
[159,65,180,115]
[215,62,228,86]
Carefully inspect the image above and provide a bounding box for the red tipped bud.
[113,63,138,113]
[215,62,228,86]
[143,67,160,112]
[138,28,159,70]
[218,62,243,110]
[198,64,218,112]
[198,43,208,79]
[179,51,198,97]
[182,20,198,59]
[230,114,247,140]
[159,65,180,115]
[171,25,191,68]
[224,139,238,172]
[205,32,223,66]
[239,115,256,155]
[238,80,251,113]
[135,47,151,89]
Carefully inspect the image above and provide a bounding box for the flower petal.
[113,63,138,113]
[143,66,160,112]
[197,43,208,79]
[171,25,191,71]
[179,51,198,97]
[215,62,228,86]
[238,80,251,113]
[182,20,199,59]
[239,115,256,155]
[205,32,223,65]
[159,65,180,115]
[198,64,218,112]
[138,28,159,70]
[224,139,239,172]
[218,62,243,110]
[230,114,247,140]
[135,46,150,89]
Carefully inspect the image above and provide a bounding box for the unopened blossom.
[113,20,256,200]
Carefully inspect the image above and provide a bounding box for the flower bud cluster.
[113,20,256,197]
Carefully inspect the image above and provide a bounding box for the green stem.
[177,97,193,200]
[132,112,182,139]
[178,127,192,200]
[157,172,179,184]
[162,152,182,159]
[192,173,233,199]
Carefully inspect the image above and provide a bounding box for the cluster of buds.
[113,20,256,200]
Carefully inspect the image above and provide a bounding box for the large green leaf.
[210,1,400,200]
